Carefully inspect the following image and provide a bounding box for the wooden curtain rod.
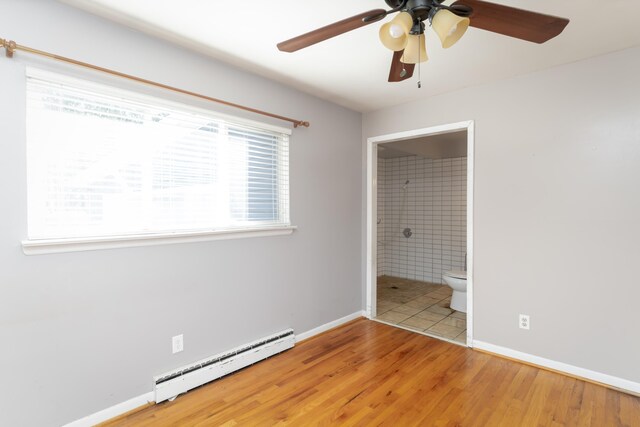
[0,37,310,128]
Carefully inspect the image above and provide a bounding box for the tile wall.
[376,155,467,283]
[377,158,385,276]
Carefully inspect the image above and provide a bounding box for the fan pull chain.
[417,35,422,89]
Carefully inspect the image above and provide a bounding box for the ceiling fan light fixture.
[379,12,413,51]
[431,9,470,49]
[401,33,428,64]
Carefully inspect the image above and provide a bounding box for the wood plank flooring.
[102,319,640,426]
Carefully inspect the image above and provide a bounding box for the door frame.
[365,120,475,346]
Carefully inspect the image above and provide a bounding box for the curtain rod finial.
[295,121,310,128]
[1,39,16,58]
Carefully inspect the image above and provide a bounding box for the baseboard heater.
[154,328,295,403]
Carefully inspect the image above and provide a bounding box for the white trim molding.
[296,311,365,342]
[474,340,640,395]
[63,392,154,427]
[365,121,475,347]
[22,226,297,255]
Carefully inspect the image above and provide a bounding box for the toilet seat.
[444,270,467,280]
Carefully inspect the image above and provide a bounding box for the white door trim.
[365,120,475,347]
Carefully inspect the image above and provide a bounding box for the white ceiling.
[61,0,640,112]
[378,131,467,159]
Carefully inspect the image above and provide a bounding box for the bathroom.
[375,130,468,344]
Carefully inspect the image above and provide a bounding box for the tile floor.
[375,275,467,344]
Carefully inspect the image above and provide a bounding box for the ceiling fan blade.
[452,0,569,44]
[388,50,415,83]
[277,9,387,53]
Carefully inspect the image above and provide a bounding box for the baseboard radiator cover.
[154,329,295,403]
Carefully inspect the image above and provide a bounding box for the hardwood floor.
[103,319,640,426]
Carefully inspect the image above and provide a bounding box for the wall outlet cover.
[519,314,530,330]
[172,334,184,353]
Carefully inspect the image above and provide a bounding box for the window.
[25,69,291,246]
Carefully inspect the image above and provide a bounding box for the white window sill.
[21,226,297,255]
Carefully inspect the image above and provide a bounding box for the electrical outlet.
[172,334,184,354]
[519,314,530,330]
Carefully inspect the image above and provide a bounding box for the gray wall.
[364,46,640,384]
[0,1,362,426]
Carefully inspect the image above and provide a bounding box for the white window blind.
[26,69,290,241]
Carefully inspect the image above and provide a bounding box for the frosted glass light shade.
[379,12,413,51]
[401,33,428,64]
[432,9,470,48]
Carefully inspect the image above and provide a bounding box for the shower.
[400,180,412,238]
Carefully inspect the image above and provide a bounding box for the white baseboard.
[64,311,364,426]
[295,310,365,342]
[473,340,640,395]
[64,391,154,427]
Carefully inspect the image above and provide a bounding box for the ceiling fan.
[277,0,570,83]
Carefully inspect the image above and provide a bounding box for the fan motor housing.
[406,0,441,21]
[384,0,405,8]
[385,0,446,22]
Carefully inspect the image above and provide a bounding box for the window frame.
[22,68,295,255]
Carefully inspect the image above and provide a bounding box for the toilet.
[443,270,467,313]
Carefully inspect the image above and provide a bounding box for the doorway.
[366,121,474,346]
